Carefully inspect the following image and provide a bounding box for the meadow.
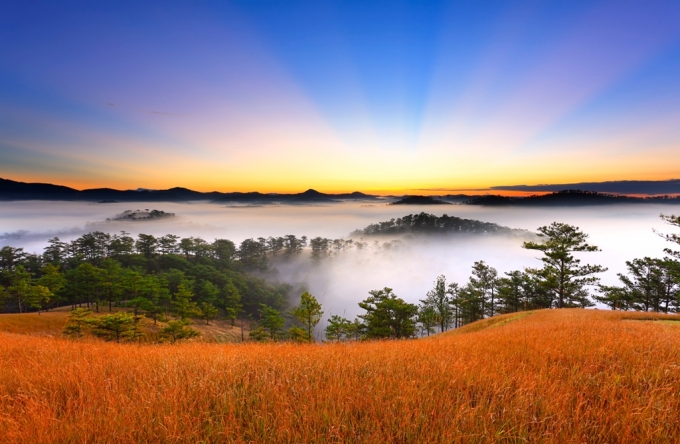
[0,307,246,343]
[1,308,679,443]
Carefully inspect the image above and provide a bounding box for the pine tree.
[523,223,605,308]
[290,292,323,343]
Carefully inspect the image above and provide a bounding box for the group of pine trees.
[351,212,526,236]
[0,232,296,330]
[322,216,680,340]
[0,214,678,343]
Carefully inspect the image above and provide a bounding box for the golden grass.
[0,308,246,343]
[444,310,536,335]
[0,310,69,336]
[1,309,680,443]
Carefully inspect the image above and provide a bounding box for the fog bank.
[1,200,677,314]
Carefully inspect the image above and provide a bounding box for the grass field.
[1,309,679,443]
[0,306,246,343]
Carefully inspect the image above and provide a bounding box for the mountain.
[0,178,378,203]
[463,190,680,206]
[0,178,81,200]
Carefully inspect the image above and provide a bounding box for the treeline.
[0,232,299,320]
[351,212,528,236]
[0,228,400,319]
[322,215,680,341]
[1,214,679,343]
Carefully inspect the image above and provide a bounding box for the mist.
[2,200,678,316]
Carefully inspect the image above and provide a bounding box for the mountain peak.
[300,189,324,196]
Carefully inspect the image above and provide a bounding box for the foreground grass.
[1,309,679,443]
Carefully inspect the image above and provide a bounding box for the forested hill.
[464,190,680,206]
[351,213,530,237]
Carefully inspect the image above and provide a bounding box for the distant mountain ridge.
[491,179,680,195]
[3,178,680,206]
[462,189,680,206]
[391,195,451,205]
[0,178,377,203]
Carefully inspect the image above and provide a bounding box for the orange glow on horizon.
[4,172,678,197]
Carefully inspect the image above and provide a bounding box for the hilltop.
[1,308,678,442]
[108,209,175,221]
[352,212,531,237]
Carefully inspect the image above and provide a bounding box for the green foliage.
[523,222,605,308]
[658,214,680,259]
[66,263,101,308]
[87,312,143,342]
[417,304,437,337]
[468,261,499,318]
[63,308,93,338]
[256,304,285,341]
[344,318,366,341]
[596,257,679,312]
[198,281,220,304]
[353,212,524,236]
[222,281,242,325]
[212,239,236,263]
[38,263,66,294]
[248,325,269,342]
[288,325,309,343]
[358,287,417,339]
[160,319,200,343]
[6,266,53,313]
[324,315,366,342]
[172,283,200,320]
[0,246,27,271]
[290,292,323,343]
[237,238,269,271]
[595,285,635,311]
[496,270,528,313]
[135,234,158,258]
[199,302,219,325]
[324,315,351,341]
[128,296,154,316]
[4,215,679,340]
[0,230,292,318]
[420,275,452,333]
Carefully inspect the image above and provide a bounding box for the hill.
[0,178,377,203]
[1,309,678,442]
[352,212,531,237]
[464,189,680,206]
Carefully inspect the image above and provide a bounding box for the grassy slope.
[1,309,679,443]
[0,307,246,342]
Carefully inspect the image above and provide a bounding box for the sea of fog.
[1,200,678,315]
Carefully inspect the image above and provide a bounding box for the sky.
[1,0,680,194]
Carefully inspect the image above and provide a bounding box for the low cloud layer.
[2,201,678,317]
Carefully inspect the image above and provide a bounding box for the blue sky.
[1,0,679,193]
